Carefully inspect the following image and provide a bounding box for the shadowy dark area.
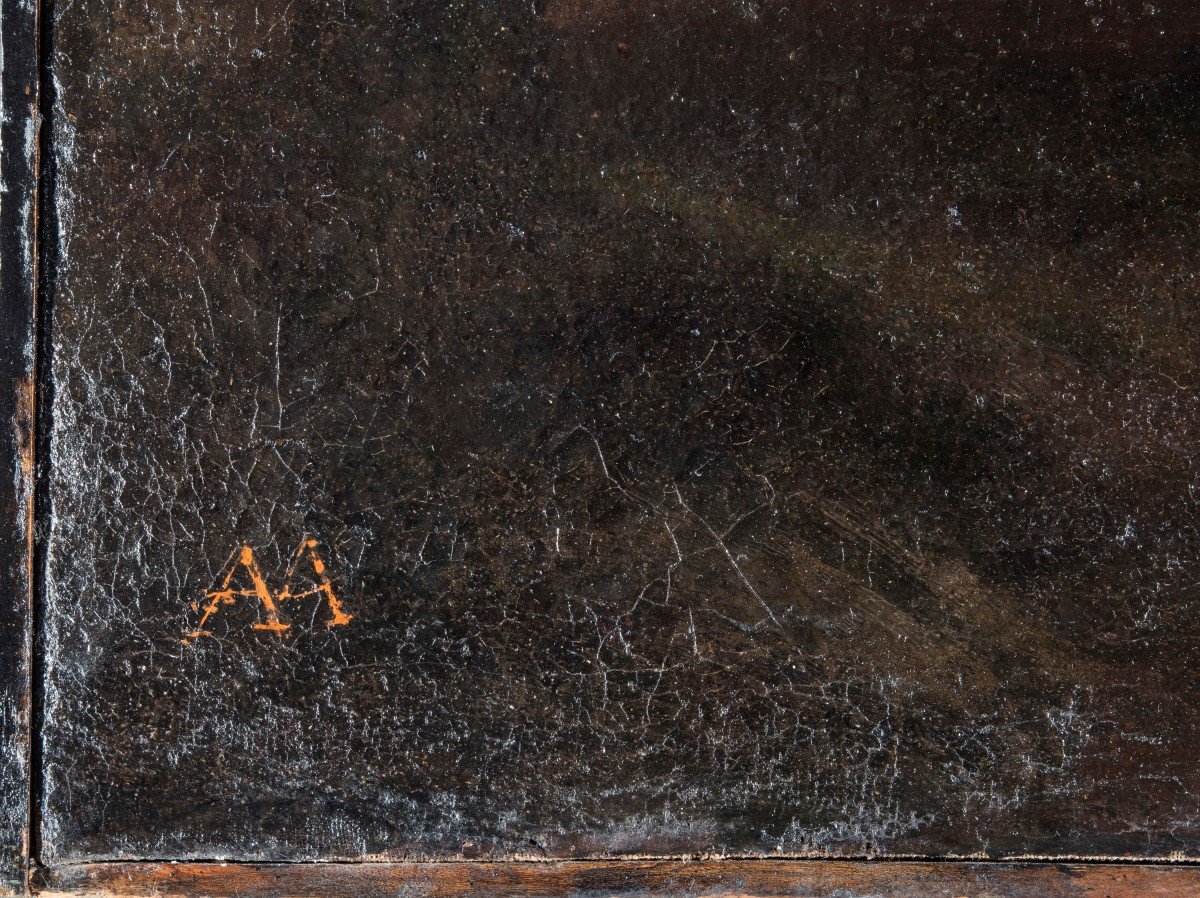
[41,0,1200,861]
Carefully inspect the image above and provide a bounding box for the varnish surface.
[33,0,1200,865]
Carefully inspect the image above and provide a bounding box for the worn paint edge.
[30,860,1200,898]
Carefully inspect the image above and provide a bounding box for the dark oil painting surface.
[40,0,1200,862]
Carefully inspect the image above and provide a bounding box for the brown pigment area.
[32,861,1200,898]
[41,0,1200,862]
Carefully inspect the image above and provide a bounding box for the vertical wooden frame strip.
[0,0,39,888]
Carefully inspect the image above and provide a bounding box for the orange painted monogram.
[184,538,353,642]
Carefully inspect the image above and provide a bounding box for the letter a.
[184,545,291,642]
[276,537,353,628]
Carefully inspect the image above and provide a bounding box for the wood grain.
[33,861,1200,898]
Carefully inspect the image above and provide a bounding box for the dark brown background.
[35,0,1200,866]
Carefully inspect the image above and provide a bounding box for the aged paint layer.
[40,0,1200,862]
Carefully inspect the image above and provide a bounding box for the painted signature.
[184,537,352,642]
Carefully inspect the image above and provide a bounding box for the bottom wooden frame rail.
[28,860,1200,898]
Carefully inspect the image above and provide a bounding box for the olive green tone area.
[43,0,1200,861]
